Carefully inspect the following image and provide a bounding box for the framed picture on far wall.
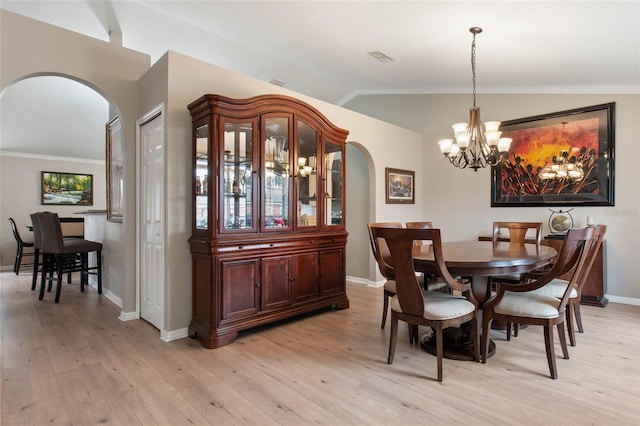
[385,167,415,204]
[106,116,124,222]
[491,103,615,207]
[41,171,93,205]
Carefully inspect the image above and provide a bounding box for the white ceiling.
[1,1,639,160]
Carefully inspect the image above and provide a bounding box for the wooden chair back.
[405,221,433,246]
[492,221,542,245]
[9,217,31,246]
[370,227,476,316]
[367,222,403,280]
[574,225,606,295]
[495,227,595,307]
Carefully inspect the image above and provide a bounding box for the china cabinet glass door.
[324,140,343,226]
[296,120,318,228]
[195,124,209,230]
[222,119,255,231]
[263,116,290,230]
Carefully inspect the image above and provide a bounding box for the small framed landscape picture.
[385,167,415,204]
[41,171,93,205]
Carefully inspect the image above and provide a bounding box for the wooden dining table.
[413,240,557,361]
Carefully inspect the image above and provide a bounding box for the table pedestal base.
[420,326,495,361]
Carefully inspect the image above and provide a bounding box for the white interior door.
[139,110,164,330]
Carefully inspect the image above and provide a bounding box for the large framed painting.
[41,171,93,205]
[491,103,615,207]
[385,167,415,204]
[106,116,124,222]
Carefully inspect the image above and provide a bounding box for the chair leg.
[557,322,569,359]
[574,303,584,333]
[471,317,480,362]
[31,249,40,291]
[436,323,443,382]
[513,323,520,337]
[54,254,64,303]
[565,306,576,347]
[381,293,389,329]
[481,316,492,363]
[40,255,49,299]
[97,250,102,294]
[14,243,23,274]
[38,263,47,301]
[387,314,398,364]
[543,325,558,379]
[80,253,87,292]
[506,322,512,341]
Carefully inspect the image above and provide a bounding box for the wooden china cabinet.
[187,94,350,348]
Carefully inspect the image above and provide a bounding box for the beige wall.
[0,154,106,262]
[1,10,150,313]
[137,51,424,332]
[345,93,640,302]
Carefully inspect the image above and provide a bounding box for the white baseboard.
[606,295,640,306]
[103,288,122,308]
[346,275,385,288]
[161,327,189,342]
[119,310,139,321]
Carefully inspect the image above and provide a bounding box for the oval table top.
[412,240,557,361]
[413,240,557,277]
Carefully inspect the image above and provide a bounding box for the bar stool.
[34,211,102,303]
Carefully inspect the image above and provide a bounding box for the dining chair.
[371,226,479,382]
[522,225,607,346]
[8,217,35,275]
[367,222,403,329]
[481,227,596,379]
[35,211,103,303]
[489,221,543,337]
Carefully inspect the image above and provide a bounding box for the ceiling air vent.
[367,51,394,63]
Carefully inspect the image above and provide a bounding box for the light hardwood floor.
[2,271,640,425]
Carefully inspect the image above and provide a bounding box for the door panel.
[140,112,164,330]
[320,249,344,295]
[292,252,319,302]
[261,256,291,310]
[221,259,260,320]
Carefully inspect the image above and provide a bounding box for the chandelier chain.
[471,33,477,107]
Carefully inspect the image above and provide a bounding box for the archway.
[345,141,377,284]
[0,75,117,294]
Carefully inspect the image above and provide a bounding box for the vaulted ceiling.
[1,1,639,160]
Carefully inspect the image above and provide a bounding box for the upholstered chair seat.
[390,290,473,320]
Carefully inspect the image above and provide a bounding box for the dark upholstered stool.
[34,212,102,303]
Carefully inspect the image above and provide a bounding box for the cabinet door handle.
[269,243,275,247]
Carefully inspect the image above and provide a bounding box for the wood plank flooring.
[2,271,640,425]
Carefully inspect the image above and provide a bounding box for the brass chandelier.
[437,27,512,171]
